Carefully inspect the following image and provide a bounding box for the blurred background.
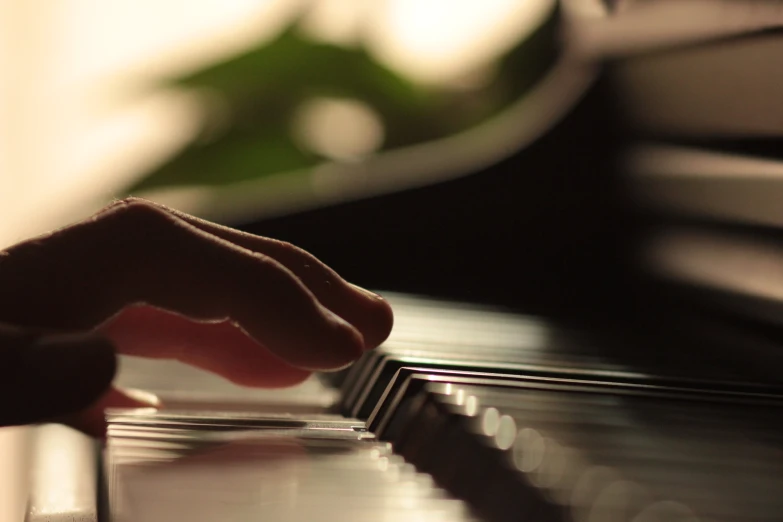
[0,3,572,516]
[2,0,783,519]
[3,1,783,322]
[3,0,617,321]
[0,0,561,247]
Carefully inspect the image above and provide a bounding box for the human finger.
[158,202,394,350]
[0,199,363,371]
[98,304,311,387]
[55,385,161,438]
[0,325,116,428]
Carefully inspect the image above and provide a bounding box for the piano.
[23,292,783,522]
[16,0,783,520]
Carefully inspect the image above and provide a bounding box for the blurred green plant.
[127,10,557,192]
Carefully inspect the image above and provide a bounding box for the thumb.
[0,329,116,427]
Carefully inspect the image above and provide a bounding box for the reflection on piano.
[19,1,783,520]
[27,293,783,522]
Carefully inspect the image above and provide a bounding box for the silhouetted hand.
[0,198,393,436]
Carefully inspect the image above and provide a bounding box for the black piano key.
[348,355,570,420]
[362,357,783,445]
[378,378,783,521]
[338,297,652,417]
[384,383,562,522]
[98,293,783,522]
[366,369,525,436]
[340,350,387,415]
[340,297,783,421]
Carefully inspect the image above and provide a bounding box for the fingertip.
[368,292,394,349]
[284,309,365,371]
[220,364,313,388]
[60,386,162,438]
[117,387,162,408]
[348,284,394,350]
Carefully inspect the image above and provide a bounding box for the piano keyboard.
[15,2,783,520]
[26,292,783,522]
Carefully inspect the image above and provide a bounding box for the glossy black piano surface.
[19,1,783,520]
[24,293,783,522]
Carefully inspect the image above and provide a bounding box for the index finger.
[158,202,394,350]
[0,200,364,371]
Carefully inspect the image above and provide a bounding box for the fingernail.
[117,387,161,408]
[349,283,384,301]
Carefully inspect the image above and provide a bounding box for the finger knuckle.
[102,198,178,232]
[270,238,300,255]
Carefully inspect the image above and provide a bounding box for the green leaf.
[171,27,431,115]
[129,128,320,191]
[126,12,558,194]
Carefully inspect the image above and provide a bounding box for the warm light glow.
[0,427,31,522]
[59,0,300,82]
[293,97,385,161]
[514,428,545,473]
[0,0,556,245]
[365,0,555,84]
[494,415,517,450]
[0,0,297,247]
[465,395,479,417]
[300,0,368,45]
[481,407,501,437]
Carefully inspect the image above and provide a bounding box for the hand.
[0,198,393,436]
